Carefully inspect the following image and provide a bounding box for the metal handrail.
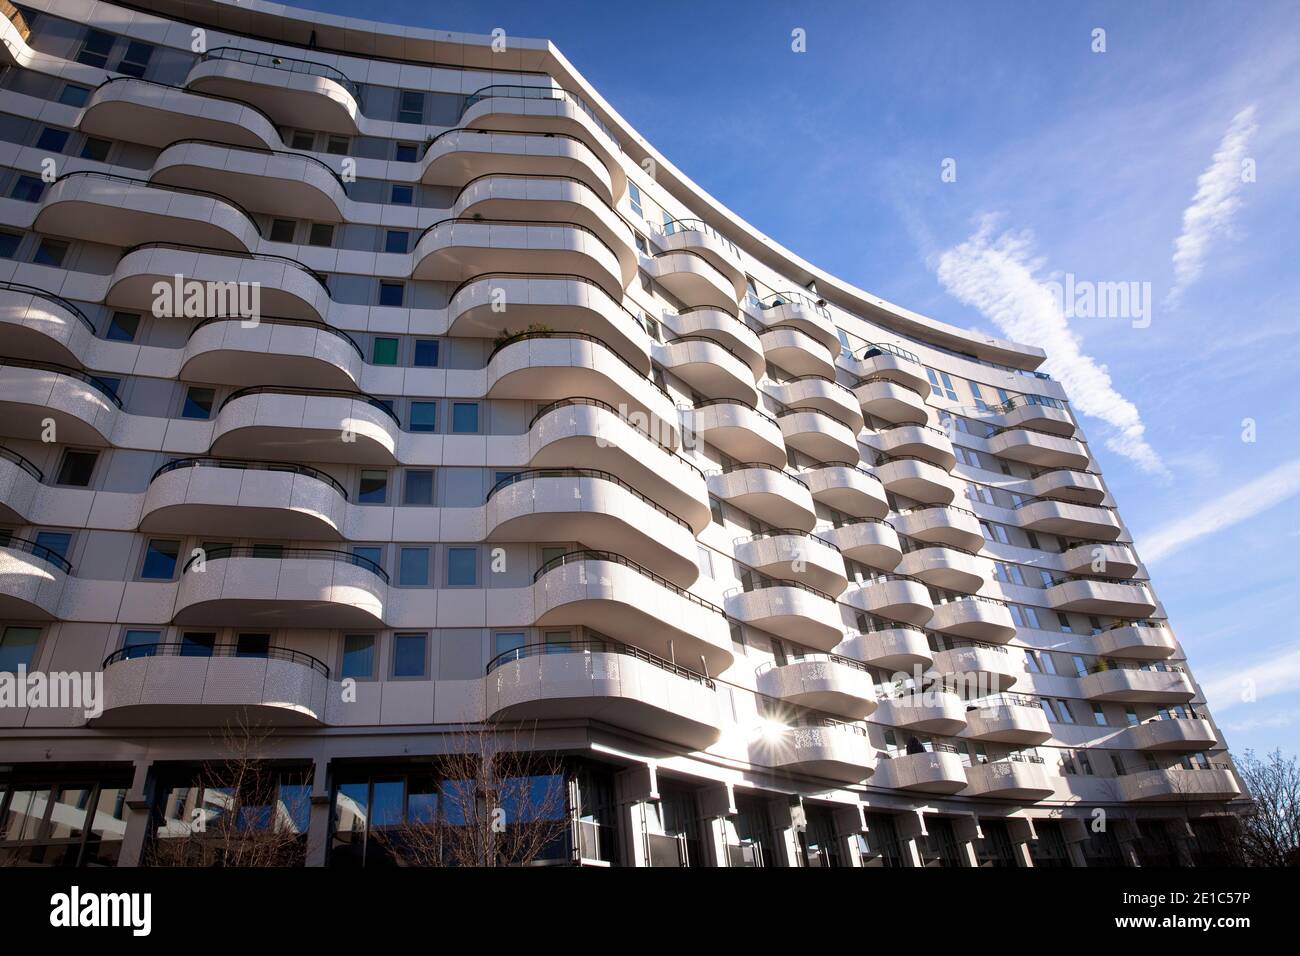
[533,549,725,616]
[1103,618,1167,631]
[161,138,348,188]
[805,460,882,484]
[202,46,360,100]
[938,594,1008,608]
[94,76,283,144]
[968,693,1041,710]
[705,462,809,489]
[218,384,399,426]
[734,528,841,553]
[0,280,95,333]
[691,397,779,428]
[855,342,920,364]
[760,291,830,318]
[1050,574,1149,588]
[654,217,739,257]
[150,456,349,501]
[454,173,632,234]
[53,170,263,238]
[182,544,388,583]
[780,374,855,396]
[664,333,747,366]
[449,271,649,337]
[415,216,616,257]
[852,373,926,396]
[755,652,869,676]
[188,314,362,359]
[486,467,689,530]
[487,331,668,399]
[0,357,122,407]
[989,394,1066,413]
[828,515,897,532]
[899,502,978,518]
[0,444,43,481]
[103,641,330,677]
[0,534,72,574]
[462,84,615,142]
[486,639,713,687]
[528,397,703,478]
[728,578,836,602]
[120,241,329,291]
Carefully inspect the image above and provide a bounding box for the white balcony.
[650,221,746,296]
[687,401,786,467]
[0,282,95,366]
[1079,666,1195,703]
[895,545,991,593]
[659,307,765,377]
[1023,468,1107,505]
[989,429,1090,470]
[817,519,902,571]
[1091,622,1178,660]
[645,251,737,310]
[733,531,847,594]
[0,447,41,524]
[801,463,889,519]
[777,409,860,463]
[1128,717,1218,752]
[752,722,876,783]
[1016,499,1123,540]
[0,359,120,447]
[756,657,877,719]
[847,576,933,626]
[890,505,984,551]
[81,77,281,151]
[211,386,399,465]
[837,627,932,670]
[997,399,1075,436]
[964,758,1054,800]
[845,345,930,395]
[931,645,1021,693]
[962,697,1052,744]
[873,749,968,794]
[1046,578,1157,616]
[1059,542,1140,578]
[852,377,928,425]
[724,583,844,651]
[180,317,362,390]
[0,538,68,620]
[422,128,614,201]
[1116,767,1241,803]
[768,377,863,430]
[875,692,967,735]
[875,456,957,504]
[705,465,815,531]
[927,597,1017,643]
[872,425,956,470]
[758,326,836,378]
[659,337,758,404]
[752,295,841,354]
[185,48,361,135]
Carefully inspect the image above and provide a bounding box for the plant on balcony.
[492,323,555,349]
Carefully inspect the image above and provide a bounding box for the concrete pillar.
[116,758,153,868]
[769,798,805,867]
[1112,818,1142,867]
[1007,817,1036,868]
[304,755,331,868]
[616,763,658,867]
[894,809,927,868]
[1170,817,1198,867]
[1062,817,1090,867]
[699,782,736,867]
[832,805,866,867]
[952,814,982,867]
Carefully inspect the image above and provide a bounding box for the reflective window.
[0,626,40,672]
[392,633,427,678]
[140,539,180,579]
[341,634,375,679]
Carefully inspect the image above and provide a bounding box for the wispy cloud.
[1142,456,1300,562]
[1169,105,1258,304]
[934,216,1166,475]
[1201,644,1300,713]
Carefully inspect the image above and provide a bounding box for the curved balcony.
[756,656,877,719]
[486,469,699,587]
[1080,665,1195,703]
[186,47,361,135]
[1023,468,1107,505]
[837,626,932,670]
[422,127,613,201]
[895,545,991,593]
[486,641,721,750]
[141,458,348,541]
[964,756,1054,800]
[875,456,956,504]
[659,336,758,403]
[801,464,887,520]
[931,645,1020,693]
[81,77,280,150]
[994,397,1075,436]
[891,505,984,551]
[753,293,841,354]
[0,536,69,620]
[109,243,329,322]
[651,220,746,297]
[0,281,95,366]
[1015,499,1123,540]
[733,530,847,594]
[847,576,933,626]
[724,582,844,651]
[1046,577,1157,616]
[96,642,331,728]
[962,695,1052,744]
[646,251,738,310]
[173,546,386,628]
[686,400,786,467]
[35,172,259,253]
[413,218,629,297]
[818,518,902,571]
[876,692,967,735]
[1059,542,1140,579]
[847,343,930,395]
[753,720,876,783]
[181,317,362,390]
[1116,767,1241,803]
[1129,716,1218,752]
[660,307,765,377]
[706,465,815,531]
[1091,621,1178,660]
[449,274,649,372]
[928,596,1017,643]
[872,424,955,470]
[459,85,625,197]
[758,326,836,378]
[777,408,861,464]
[0,358,121,447]
[873,749,968,794]
[488,333,675,438]
[852,376,928,425]
[989,428,1090,470]
[769,377,863,430]
[211,385,399,465]
[532,551,733,674]
[152,139,348,223]
[528,398,709,532]
[0,445,42,523]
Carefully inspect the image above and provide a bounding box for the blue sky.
[284,0,1300,755]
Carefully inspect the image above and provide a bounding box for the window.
[709,496,725,526]
[105,311,139,342]
[493,631,526,660]
[180,632,215,657]
[33,531,72,562]
[1023,651,1041,674]
[117,41,154,78]
[398,90,425,124]
[269,219,296,243]
[1053,699,1075,723]
[290,130,315,151]
[1109,754,1127,776]
[389,184,413,205]
[11,176,46,202]
[1025,530,1040,550]
[392,633,427,678]
[926,368,958,401]
[55,450,98,487]
[394,142,418,162]
[371,337,399,365]
[409,401,437,433]
[236,633,269,658]
[451,402,478,433]
[634,233,648,255]
[403,470,433,505]
[627,182,643,217]
[384,230,409,254]
[76,29,114,68]
[1071,655,1088,678]
[0,231,19,258]
[969,381,988,411]
[33,239,68,266]
[120,629,161,660]
[0,626,40,672]
[697,546,713,579]
[140,539,180,579]
[398,547,429,586]
[358,470,388,504]
[446,547,478,586]
[181,387,215,420]
[1124,706,1139,727]
[325,135,349,155]
[1056,612,1073,633]
[1091,703,1108,726]
[341,634,375,679]
[308,223,334,247]
[36,127,69,153]
[378,281,405,307]
[412,339,439,367]
[59,84,91,107]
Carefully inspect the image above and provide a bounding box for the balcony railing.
[706,461,808,489]
[855,342,920,364]
[759,290,830,318]
[690,397,779,428]
[0,357,123,407]
[415,216,618,264]
[462,84,616,142]
[808,460,883,485]
[103,640,330,677]
[0,444,43,481]
[189,314,362,358]
[52,170,264,238]
[485,638,714,687]
[163,138,349,189]
[151,456,350,501]
[0,279,96,333]
[181,544,389,583]
[201,46,361,100]
[488,331,669,400]
[653,217,739,257]
[95,76,282,139]
[0,533,73,574]
[755,652,870,676]
[534,549,725,617]
[217,384,400,426]
[735,528,841,552]
[486,467,690,530]
[528,397,704,478]
[450,271,651,337]
[121,241,329,291]
[988,394,1066,413]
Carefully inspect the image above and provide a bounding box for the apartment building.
[0,0,1248,868]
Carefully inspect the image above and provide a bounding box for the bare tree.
[1233,748,1299,867]
[144,720,308,867]
[371,722,571,867]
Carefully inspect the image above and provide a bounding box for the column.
[952,814,982,867]
[116,758,153,868]
[304,754,331,868]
